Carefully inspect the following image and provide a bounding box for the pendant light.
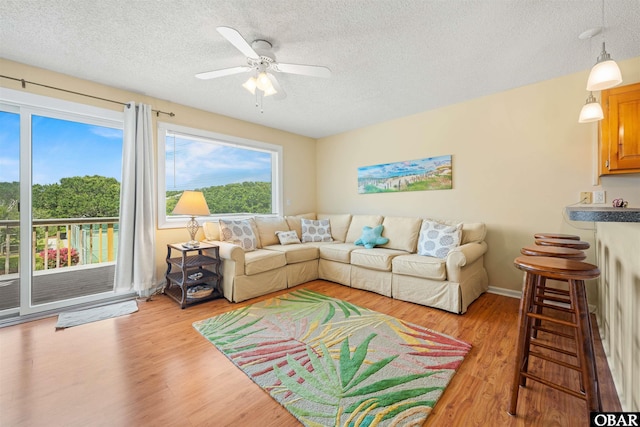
[578,92,604,123]
[586,0,622,91]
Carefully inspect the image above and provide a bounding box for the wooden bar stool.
[509,256,601,416]
[533,233,581,241]
[535,237,590,250]
[520,245,586,338]
[521,245,586,260]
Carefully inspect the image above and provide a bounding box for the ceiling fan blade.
[217,26,259,59]
[274,63,331,78]
[195,66,252,80]
[267,73,287,100]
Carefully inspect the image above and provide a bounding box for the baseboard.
[487,286,596,313]
[487,286,520,299]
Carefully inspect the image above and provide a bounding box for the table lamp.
[172,190,210,248]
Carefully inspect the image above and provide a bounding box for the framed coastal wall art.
[357,155,452,194]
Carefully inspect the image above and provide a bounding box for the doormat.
[193,289,471,426]
[56,300,138,329]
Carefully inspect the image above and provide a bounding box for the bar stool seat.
[520,244,586,337]
[535,238,590,250]
[521,245,586,260]
[509,256,601,416]
[533,233,581,241]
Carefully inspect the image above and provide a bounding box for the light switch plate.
[593,190,605,204]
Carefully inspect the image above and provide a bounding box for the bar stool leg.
[509,271,536,415]
[569,278,601,412]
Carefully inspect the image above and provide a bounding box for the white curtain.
[114,102,156,295]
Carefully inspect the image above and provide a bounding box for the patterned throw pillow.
[417,220,462,258]
[301,218,333,243]
[219,219,258,251]
[275,230,301,245]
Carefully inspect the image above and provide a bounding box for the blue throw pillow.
[354,224,389,249]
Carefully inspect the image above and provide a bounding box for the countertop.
[566,206,640,223]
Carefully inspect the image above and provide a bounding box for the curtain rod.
[0,74,175,117]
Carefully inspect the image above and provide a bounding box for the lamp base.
[184,216,200,248]
[182,241,200,249]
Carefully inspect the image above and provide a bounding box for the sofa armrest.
[445,241,488,281]
[206,241,245,264]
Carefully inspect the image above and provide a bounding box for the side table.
[164,242,222,309]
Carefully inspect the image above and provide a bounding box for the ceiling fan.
[196,27,331,102]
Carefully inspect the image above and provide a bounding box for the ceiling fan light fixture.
[586,44,622,91]
[256,72,272,92]
[242,77,257,94]
[263,86,277,97]
[578,92,604,123]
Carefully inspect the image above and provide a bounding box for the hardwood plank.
[0,280,621,426]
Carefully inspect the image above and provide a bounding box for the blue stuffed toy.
[354,225,389,249]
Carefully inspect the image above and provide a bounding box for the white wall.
[316,57,640,298]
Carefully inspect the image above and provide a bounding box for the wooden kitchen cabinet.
[600,82,640,175]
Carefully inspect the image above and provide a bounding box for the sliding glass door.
[0,108,20,312]
[0,90,124,316]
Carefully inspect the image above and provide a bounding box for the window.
[157,123,283,228]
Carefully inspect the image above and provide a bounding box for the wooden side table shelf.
[164,242,222,309]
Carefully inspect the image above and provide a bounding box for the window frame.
[157,122,283,230]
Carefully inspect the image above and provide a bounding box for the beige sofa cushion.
[254,216,290,247]
[351,248,408,272]
[263,244,319,264]
[345,215,384,243]
[319,243,359,263]
[244,249,286,276]
[461,223,486,244]
[392,253,447,281]
[318,213,352,242]
[285,213,316,239]
[203,221,219,241]
[378,216,422,253]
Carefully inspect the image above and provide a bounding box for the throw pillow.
[301,218,333,243]
[354,224,389,249]
[275,230,301,245]
[219,219,258,251]
[417,220,462,258]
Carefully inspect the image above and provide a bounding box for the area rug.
[193,289,471,426]
[56,300,138,329]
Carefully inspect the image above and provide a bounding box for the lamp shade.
[242,77,257,95]
[587,59,622,91]
[586,43,622,91]
[578,93,604,123]
[172,191,210,216]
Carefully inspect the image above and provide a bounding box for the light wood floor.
[0,280,620,427]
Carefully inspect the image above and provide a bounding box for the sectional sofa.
[202,213,488,314]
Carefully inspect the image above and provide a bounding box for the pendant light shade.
[578,92,604,123]
[586,42,622,91]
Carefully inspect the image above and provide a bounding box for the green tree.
[0,181,20,220]
[168,181,272,215]
[32,175,120,219]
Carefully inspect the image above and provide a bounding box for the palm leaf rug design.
[193,289,471,426]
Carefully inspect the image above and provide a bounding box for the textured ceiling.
[1,0,639,138]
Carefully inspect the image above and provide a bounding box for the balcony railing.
[0,217,119,275]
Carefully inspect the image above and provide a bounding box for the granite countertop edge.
[566,206,640,223]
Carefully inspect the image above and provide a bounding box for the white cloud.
[90,126,123,139]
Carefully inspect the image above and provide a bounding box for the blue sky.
[165,135,272,190]
[0,111,272,189]
[0,111,123,184]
